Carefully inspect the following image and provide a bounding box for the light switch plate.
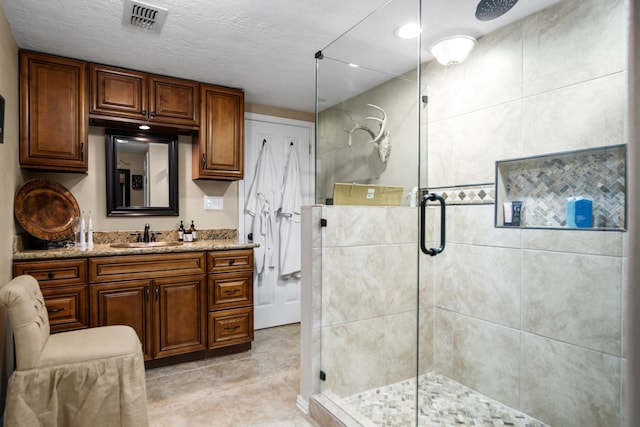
[204,196,223,210]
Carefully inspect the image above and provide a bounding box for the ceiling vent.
[123,0,168,33]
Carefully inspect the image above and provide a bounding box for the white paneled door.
[240,113,314,330]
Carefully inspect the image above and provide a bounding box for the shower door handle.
[420,192,446,256]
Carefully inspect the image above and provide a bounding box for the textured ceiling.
[0,0,562,113]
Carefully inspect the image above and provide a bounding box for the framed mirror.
[105,129,179,216]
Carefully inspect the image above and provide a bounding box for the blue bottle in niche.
[566,197,593,228]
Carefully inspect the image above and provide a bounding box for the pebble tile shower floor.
[344,372,550,426]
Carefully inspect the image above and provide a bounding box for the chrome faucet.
[143,223,151,243]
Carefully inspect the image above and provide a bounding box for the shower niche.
[495,144,626,230]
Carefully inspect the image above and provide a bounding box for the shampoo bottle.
[190,220,197,241]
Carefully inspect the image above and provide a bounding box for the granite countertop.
[13,228,257,261]
[13,239,258,261]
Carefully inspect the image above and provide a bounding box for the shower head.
[475,0,519,21]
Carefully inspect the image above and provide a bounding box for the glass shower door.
[315,0,424,425]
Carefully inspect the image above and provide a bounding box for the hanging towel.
[246,141,282,275]
[279,144,303,277]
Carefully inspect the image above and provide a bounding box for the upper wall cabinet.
[193,84,244,180]
[89,64,200,132]
[19,51,88,172]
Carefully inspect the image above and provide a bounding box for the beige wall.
[0,2,19,417]
[1,3,19,283]
[246,102,314,123]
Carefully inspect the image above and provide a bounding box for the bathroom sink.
[110,242,184,248]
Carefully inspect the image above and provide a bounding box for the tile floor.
[145,323,319,426]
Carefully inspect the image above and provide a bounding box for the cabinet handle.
[229,259,235,266]
[224,289,239,294]
[141,109,147,115]
[202,153,206,169]
[420,192,446,257]
[80,142,85,158]
[48,307,65,313]
[150,112,156,117]
[155,286,159,301]
[145,286,150,303]
[224,325,241,331]
[47,271,55,279]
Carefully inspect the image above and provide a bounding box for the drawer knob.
[47,271,55,279]
[229,259,235,266]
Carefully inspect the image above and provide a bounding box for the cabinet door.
[91,279,153,360]
[149,75,199,127]
[19,51,88,172]
[193,84,244,180]
[153,274,206,358]
[90,64,148,121]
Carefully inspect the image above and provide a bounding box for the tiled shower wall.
[423,0,627,426]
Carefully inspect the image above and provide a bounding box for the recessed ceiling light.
[139,125,150,130]
[348,63,359,68]
[395,23,421,39]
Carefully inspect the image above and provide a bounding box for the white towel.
[246,141,281,275]
[279,145,303,277]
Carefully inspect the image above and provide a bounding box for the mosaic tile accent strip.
[344,372,549,427]
[426,184,495,205]
[498,145,625,229]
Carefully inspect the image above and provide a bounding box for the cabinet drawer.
[41,285,88,332]
[207,307,253,348]
[90,252,206,282]
[14,259,87,287]
[208,271,252,310]
[208,250,253,273]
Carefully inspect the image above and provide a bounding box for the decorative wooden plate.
[14,179,80,241]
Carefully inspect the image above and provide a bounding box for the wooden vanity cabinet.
[13,258,89,332]
[89,252,207,361]
[193,84,245,180]
[207,250,254,349]
[19,51,88,172]
[89,63,200,131]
